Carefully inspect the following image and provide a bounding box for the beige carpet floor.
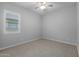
[0,39,78,57]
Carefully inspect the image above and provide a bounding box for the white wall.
[43,3,77,45]
[0,3,41,49]
[0,3,3,48]
[77,2,79,55]
[0,2,77,50]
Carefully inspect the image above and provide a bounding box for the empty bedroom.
[0,2,79,57]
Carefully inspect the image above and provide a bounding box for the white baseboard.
[0,38,40,51]
[43,37,77,46]
[0,37,77,51]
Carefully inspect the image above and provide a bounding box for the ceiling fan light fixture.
[35,2,53,11]
[40,6,46,10]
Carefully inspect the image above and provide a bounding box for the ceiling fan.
[35,2,53,10]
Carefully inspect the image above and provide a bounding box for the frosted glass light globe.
[40,6,46,10]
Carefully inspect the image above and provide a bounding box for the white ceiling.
[13,2,76,15]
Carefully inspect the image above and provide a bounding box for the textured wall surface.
[0,3,41,48]
[43,3,77,45]
[0,2,77,50]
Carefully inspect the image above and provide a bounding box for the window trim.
[3,9,21,34]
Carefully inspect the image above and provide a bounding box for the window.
[4,9,21,34]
